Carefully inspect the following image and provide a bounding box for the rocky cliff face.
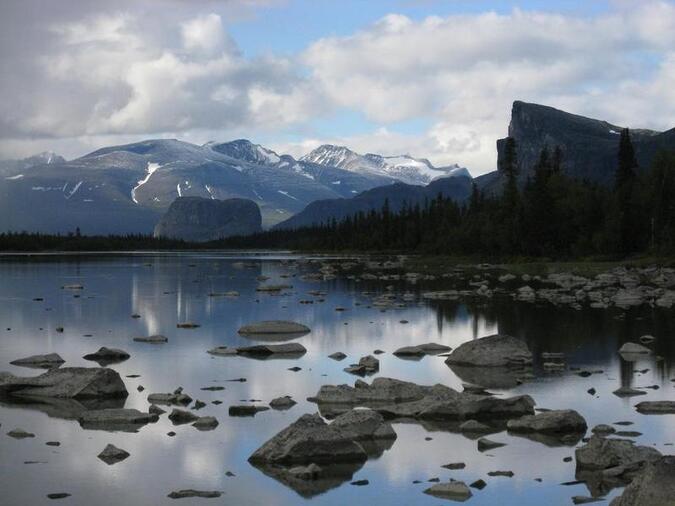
[496,101,675,184]
[153,197,262,242]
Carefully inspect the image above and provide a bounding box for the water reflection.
[0,253,673,505]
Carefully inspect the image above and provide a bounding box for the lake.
[0,253,673,505]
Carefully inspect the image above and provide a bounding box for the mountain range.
[2,100,673,236]
[0,139,465,234]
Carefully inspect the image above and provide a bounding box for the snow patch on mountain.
[301,145,469,185]
[131,162,161,204]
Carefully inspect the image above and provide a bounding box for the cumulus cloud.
[1,0,675,175]
[297,1,675,172]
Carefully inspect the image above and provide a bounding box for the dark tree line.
[220,129,675,258]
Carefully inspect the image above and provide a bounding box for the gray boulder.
[270,396,297,410]
[154,197,262,242]
[249,413,369,465]
[147,392,192,406]
[507,409,587,435]
[0,367,128,399]
[444,334,533,367]
[424,481,472,501]
[576,435,661,472]
[168,409,200,425]
[609,455,675,506]
[97,444,130,465]
[192,416,219,430]
[635,401,675,414]
[308,377,535,422]
[10,353,65,369]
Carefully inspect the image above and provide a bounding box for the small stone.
[487,470,514,477]
[47,493,71,500]
[477,438,506,452]
[470,479,486,490]
[351,479,369,486]
[7,428,35,439]
[167,490,221,499]
[97,444,130,465]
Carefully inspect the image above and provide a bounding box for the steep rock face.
[273,175,472,230]
[153,197,262,242]
[495,101,675,185]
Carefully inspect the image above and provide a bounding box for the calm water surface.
[0,253,674,506]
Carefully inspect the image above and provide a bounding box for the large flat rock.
[0,367,128,399]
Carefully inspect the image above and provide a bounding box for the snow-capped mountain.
[301,145,469,185]
[0,139,396,234]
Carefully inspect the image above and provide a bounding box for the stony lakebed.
[0,252,673,505]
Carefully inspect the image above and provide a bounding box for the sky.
[1,0,674,176]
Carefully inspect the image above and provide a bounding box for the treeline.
[0,232,192,252]
[220,129,675,258]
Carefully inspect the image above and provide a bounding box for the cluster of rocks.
[307,377,535,421]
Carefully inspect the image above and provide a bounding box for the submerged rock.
[613,387,647,398]
[444,334,533,367]
[328,352,347,361]
[238,321,310,339]
[0,367,128,399]
[147,392,193,406]
[236,343,307,358]
[167,489,222,499]
[229,405,270,417]
[7,428,35,439]
[79,409,159,431]
[635,401,675,414]
[609,455,675,506]
[423,481,472,501]
[10,353,65,369]
[393,343,452,357]
[97,444,130,465]
[133,335,168,344]
[82,347,130,365]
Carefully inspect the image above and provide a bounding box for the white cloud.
[1,0,675,176]
[180,13,230,56]
[299,1,675,173]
